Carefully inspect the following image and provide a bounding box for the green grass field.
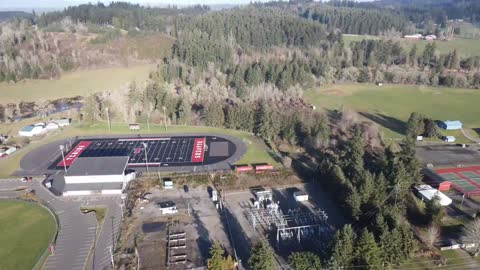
[343,34,480,57]
[0,121,280,178]
[0,65,152,103]
[304,83,480,140]
[0,200,57,270]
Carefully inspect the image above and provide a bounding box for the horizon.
[0,0,372,12]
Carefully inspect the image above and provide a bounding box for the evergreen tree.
[425,196,445,224]
[288,252,322,270]
[248,241,274,270]
[354,229,383,270]
[176,99,191,125]
[330,224,356,268]
[406,112,424,138]
[207,241,235,270]
[254,100,273,140]
[203,102,225,127]
[342,128,365,183]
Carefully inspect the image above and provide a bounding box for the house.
[438,120,462,130]
[53,118,71,127]
[415,185,452,206]
[443,136,456,143]
[18,125,46,137]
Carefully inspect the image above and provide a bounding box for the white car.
[20,177,28,182]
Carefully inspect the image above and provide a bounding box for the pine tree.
[254,100,272,140]
[342,128,365,183]
[203,103,225,127]
[176,99,191,125]
[406,112,424,138]
[207,241,235,270]
[330,224,356,268]
[355,229,383,270]
[248,241,274,270]
[288,252,322,270]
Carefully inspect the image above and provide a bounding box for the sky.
[0,0,373,11]
[0,0,265,10]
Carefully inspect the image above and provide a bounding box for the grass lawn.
[304,83,480,140]
[0,121,280,178]
[0,65,152,103]
[343,34,480,57]
[397,250,471,270]
[0,200,57,270]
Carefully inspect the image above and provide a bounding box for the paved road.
[0,179,123,270]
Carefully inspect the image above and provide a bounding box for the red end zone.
[191,138,206,163]
[57,141,91,167]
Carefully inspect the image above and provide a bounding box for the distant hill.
[0,11,32,22]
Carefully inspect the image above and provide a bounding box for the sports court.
[51,136,238,170]
[435,166,480,196]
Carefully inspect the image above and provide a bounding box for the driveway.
[0,179,123,270]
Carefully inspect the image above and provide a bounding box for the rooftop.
[65,156,129,176]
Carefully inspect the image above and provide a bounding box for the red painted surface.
[57,141,91,167]
[191,138,206,163]
[438,181,451,191]
[235,166,253,172]
[436,166,480,174]
[255,164,274,171]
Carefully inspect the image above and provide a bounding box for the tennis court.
[435,166,480,196]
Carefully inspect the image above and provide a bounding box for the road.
[0,179,123,270]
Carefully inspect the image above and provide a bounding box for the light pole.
[59,145,67,173]
[106,107,111,132]
[142,142,149,175]
[162,106,167,131]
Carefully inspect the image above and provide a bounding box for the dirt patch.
[321,88,350,97]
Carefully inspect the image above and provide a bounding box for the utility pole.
[59,145,67,173]
[162,106,167,131]
[146,114,150,132]
[143,142,149,175]
[106,107,111,132]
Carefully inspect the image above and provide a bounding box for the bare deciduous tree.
[462,219,480,256]
[420,224,440,249]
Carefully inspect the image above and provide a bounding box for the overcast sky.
[0,0,373,11]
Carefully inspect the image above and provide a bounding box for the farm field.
[343,34,480,57]
[0,200,57,270]
[0,122,280,178]
[304,84,480,140]
[0,65,152,103]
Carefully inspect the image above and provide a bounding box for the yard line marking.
[148,138,161,163]
[171,138,181,162]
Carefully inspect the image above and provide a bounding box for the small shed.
[54,118,71,127]
[438,120,462,130]
[443,136,456,143]
[164,179,173,189]
[438,181,452,191]
[129,123,140,131]
[293,191,309,202]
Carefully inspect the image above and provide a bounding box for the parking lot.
[132,187,232,269]
[417,144,480,166]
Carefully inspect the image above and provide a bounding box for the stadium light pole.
[106,107,111,132]
[142,142,149,175]
[162,106,167,131]
[59,144,67,173]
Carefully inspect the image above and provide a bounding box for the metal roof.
[65,156,129,176]
[20,125,35,132]
[64,182,123,191]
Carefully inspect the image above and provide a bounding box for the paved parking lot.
[417,144,480,166]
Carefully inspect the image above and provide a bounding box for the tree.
[342,128,365,183]
[254,100,272,140]
[330,224,356,268]
[288,252,322,270]
[406,112,424,138]
[425,196,445,224]
[420,224,440,249]
[207,242,235,270]
[354,229,383,270]
[176,99,191,125]
[248,241,274,270]
[203,102,225,127]
[462,219,480,256]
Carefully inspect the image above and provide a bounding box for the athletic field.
[304,84,480,139]
[0,200,57,270]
